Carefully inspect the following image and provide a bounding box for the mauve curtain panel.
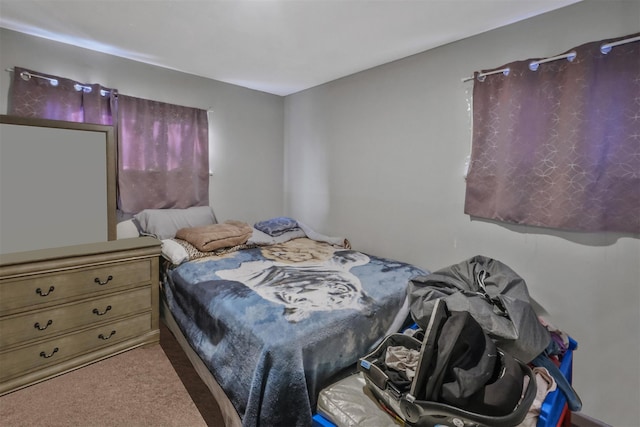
[465,33,640,233]
[9,66,115,125]
[116,94,209,214]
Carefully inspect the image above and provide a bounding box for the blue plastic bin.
[537,336,577,427]
[312,413,337,427]
[312,336,577,427]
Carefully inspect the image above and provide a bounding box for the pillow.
[133,206,217,240]
[161,239,189,265]
[116,219,140,239]
[175,220,253,252]
[254,216,299,237]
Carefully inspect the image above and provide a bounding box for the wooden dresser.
[0,237,161,395]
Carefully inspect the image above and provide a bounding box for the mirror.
[0,115,116,254]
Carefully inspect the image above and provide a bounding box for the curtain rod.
[528,51,576,71]
[462,51,575,82]
[5,67,59,86]
[600,35,640,54]
[4,68,111,96]
[462,67,510,83]
[461,34,639,83]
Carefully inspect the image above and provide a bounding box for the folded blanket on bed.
[248,220,350,248]
[254,216,300,236]
[175,220,253,252]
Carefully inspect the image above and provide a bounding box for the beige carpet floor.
[0,344,207,427]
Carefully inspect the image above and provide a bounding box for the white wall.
[0,28,285,224]
[284,1,640,425]
[1,2,638,424]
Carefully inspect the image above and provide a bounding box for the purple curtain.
[116,94,209,214]
[8,66,115,125]
[465,34,640,233]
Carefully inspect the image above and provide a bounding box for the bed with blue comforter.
[162,236,426,427]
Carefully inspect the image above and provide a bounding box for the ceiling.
[0,0,581,96]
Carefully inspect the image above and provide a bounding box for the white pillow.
[133,206,217,240]
[116,219,140,239]
[161,239,189,265]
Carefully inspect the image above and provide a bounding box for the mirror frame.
[0,114,117,244]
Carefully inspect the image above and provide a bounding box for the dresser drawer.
[0,259,152,314]
[0,312,152,382]
[0,286,152,348]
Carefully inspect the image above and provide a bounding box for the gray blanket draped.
[408,255,550,363]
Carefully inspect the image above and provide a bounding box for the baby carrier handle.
[399,357,537,427]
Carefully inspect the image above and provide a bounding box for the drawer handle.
[98,330,116,340]
[92,305,112,316]
[94,275,113,286]
[40,347,59,359]
[34,320,53,331]
[35,286,55,297]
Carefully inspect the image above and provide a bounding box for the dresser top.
[0,237,161,267]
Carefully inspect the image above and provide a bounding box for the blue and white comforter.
[163,238,426,427]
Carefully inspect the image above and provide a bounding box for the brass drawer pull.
[35,286,55,297]
[40,347,59,359]
[92,305,112,316]
[98,330,116,340]
[94,275,113,286]
[34,320,53,331]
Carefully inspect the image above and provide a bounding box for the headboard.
[0,115,116,254]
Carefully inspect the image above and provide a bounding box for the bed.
[121,208,427,427]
